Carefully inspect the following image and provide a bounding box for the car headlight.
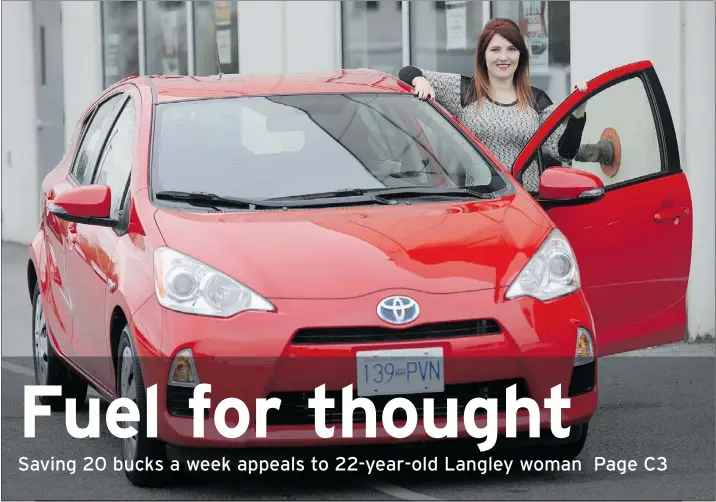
[505,229,580,301]
[154,247,275,317]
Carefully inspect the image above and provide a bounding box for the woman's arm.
[397,66,463,116]
[537,100,587,163]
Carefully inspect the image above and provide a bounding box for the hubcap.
[120,345,138,460]
[33,295,48,385]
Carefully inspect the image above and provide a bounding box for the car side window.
[92,98,136,219]
[541,75,664,188]
[69,94,124,185]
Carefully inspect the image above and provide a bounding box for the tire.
[116,325,171,487]
[32,282,88,409]
[548,422,589,461]
[527,422,589,462]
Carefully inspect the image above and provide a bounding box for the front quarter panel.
[28,226,45,298]
[107,82,167,329]
[106,189,168,386]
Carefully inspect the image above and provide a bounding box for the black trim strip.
[642,66,681,174]
[48,203,118,228]
[291,319,502,345]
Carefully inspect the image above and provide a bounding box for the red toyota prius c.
[28,60,692,486]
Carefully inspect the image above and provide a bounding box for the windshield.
[149,93,508,201]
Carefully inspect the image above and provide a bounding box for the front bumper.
[130,287,598,449]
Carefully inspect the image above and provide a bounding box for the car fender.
[27,228,48,301]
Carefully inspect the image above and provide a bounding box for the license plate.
[356,347,444,397]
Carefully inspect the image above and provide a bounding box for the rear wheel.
[32,282,87,409]
[116,325,171,487]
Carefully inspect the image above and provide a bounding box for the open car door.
[511,60,693,356]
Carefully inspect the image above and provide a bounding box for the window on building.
[342,0,403,75]
[491,1,571,103]
[409,1,484,75]
[101,1,139,88]
[193,0,239,75]
[144,0,188,75]
[101,1,239,85]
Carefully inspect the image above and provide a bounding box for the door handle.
[67,223,78,244]
[654,205,689,224]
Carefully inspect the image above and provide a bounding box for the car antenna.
[215,36,223,77]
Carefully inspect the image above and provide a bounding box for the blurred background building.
[2,0,714,339]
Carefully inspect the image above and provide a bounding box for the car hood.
[152,197,551,299]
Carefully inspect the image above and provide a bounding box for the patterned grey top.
[398,66,586,192]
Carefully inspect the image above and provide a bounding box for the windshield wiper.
[155,191,287,209]
[369,187,496,201]
[155,187,493,211]
[155,190,391,210]
[267,188,367,201]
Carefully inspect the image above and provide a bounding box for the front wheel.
[116,326,171,487]
[526,422,590,462]
[548,423,589,461]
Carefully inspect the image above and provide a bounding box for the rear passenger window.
[70,94,124,185]
[93,99,136,219]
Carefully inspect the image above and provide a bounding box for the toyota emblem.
[377,296,420,325]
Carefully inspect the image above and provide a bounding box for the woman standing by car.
[398,18,588,193]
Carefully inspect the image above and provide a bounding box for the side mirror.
[49,185,117,227]
[538,167,605,206]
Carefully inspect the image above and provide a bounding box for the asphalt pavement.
[2,241,715,500]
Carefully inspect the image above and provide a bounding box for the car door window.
[539,75,664,188]
[92,98,136,219]
[69,94,124,185]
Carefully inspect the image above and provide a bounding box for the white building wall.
[238,1,286,74]
[61,1,104,145]
[1,1,39,244]
[285,1,339,73]
[570,1,684,157]
[238,1,339,74]
[683,0,715,339]
[570,1,714,339]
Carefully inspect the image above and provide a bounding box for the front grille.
[265,378,529,426]
[291,319,501,345]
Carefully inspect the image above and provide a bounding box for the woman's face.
[484,33,520,81]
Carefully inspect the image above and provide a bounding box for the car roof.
[123,68,413,103]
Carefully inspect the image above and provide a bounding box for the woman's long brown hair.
[469,18,534,110]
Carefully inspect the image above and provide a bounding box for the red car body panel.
[51,184,112,217]
[538,167,604,200]
[543,176,692,356]
[152,194,552,299]
[27,62,692,450]
[132,283,596,447]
